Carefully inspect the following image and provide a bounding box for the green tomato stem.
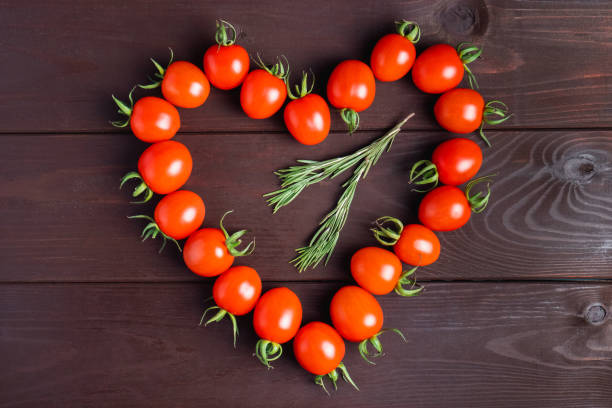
[127,214,182,253]
[371,215,404,246]
[409,160,439,192]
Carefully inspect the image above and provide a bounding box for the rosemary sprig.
[265,113,415,272]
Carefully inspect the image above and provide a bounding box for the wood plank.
[1,130,611,282]
[1,282,610,407]
[0,0,610,133]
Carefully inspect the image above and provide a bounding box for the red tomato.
[284,93,330,145]
[293,322,345,376]
[129,96,181,143]
[370,21,420,82]
[154,190,205,239]
[432,138,483,185]
[350,247,402,295]
[203,20,250,90]
[330,286,383,342]
[394,224,441,266]
[412,43,481,94]
[434,88,484,133]
[161,61,210,108]
[137,140,192,194]
[240,69,287,119]
[253,287,303,344]
[418,185,470,231]
[213,266,262,316]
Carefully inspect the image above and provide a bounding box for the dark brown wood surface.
[0,0,611,407]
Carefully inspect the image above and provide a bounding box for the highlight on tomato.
[434,88,512,146]
[200,265,262,347]
[284,71,331,145]
[139,48,210,109]
[203,20,250,90]
[410,138,483,192]
[411,43,481,94]
[293,321,358,394]
[350,246,422,297]
[183,210,255,278]
[111,88,180,143]
[129,190,205,252]
[120,140,193,203]
[240,55,288,119]
[418,176,494,231]
[326,59,376,133]
[370,20,420,82]
[252,287,302,368]
[330,286,406,365]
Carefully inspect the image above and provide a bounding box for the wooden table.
[1,1,611,406]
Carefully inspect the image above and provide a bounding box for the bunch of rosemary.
[265,113,415,272]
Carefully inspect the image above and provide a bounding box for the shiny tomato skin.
[183,228,233,277]
[293,322,345,376]
[203,44,250,90]
[411,44,464,94]
[213,266,262,316]
[154,190,205,239]
[418,186,470,231]
[130,96,180,143]
[330,286,383,342]
[394,224,441,266]
[432,138,483,186]
[434,88,485,134]
[240,70,287,119]
[370,33,417,82]
[253,287,303,344]
[161,61,210,108]
[138,140,192,194]
[350,247,402,295]
[327,60,376,112]
[284,94,331,145]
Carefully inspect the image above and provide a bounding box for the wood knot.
[584,303,608,325]
[440,0,489,36]
[557,153,597,184]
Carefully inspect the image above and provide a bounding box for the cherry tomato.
[284,93,330,145]
[240,69,287,119]
[137,140,192,195]
[203,20,250,90]
[330,286,383,342]
[160,61,210,108]
[213,266,262,316]
[129,96,180,142]
[350,247,402,295]
[370,21,420,82]
[154,190,205,239]
[253,287,302,344]
[327,60,376,132]
[411,43,481,94]
[394,224,441,266]
[183,211,255,278]
[432,138,482,186]
[418,185,470,231]
[293,322,345,376]
[434,88,484,133]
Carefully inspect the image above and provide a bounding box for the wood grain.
[0,0,610,133]
[1,130,611,282]
[1,282,610,408]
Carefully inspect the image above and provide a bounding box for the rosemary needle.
[265,113,415,272]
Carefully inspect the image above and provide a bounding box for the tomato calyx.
[215,19,238,47]
[219,210,256,257]
[480,100,512,146]
[465,174,495,213]
[110,86,137,127]
[340,108,360,133]
[395,20,421,43]
[127,214,182,253]
[254,339,283,368]
[253,54,289,80]
[395,266,423,297]
[314,362,359,395]
[371,216,404,246]
[456,42,482,90]
[409,160,439,192]
[120,171,154,204]
[138,47,174,90]
[285,70,315,100]
[358,328,407,365]
[200,305,239,348]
